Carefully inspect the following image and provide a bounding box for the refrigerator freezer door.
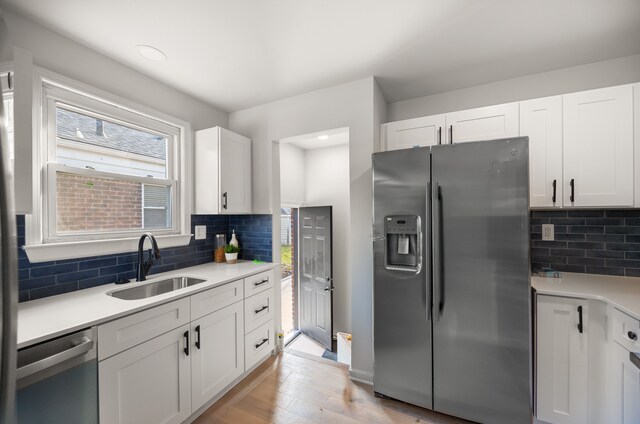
[372,147,432,409]
[431,138,531,424]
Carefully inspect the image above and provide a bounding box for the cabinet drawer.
[98,298,190,360]
[244,288,274,334]
[244,271,273,297]
[191,280,243,320]
[613,308,640,352]
[245,319,274,371]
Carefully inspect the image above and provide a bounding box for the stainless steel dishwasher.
[16,327,98,424]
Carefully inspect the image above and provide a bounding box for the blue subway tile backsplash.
[531,209,640,277]
[17,214,272,302]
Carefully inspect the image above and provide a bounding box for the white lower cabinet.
[191,301,244,411]
[611,342,640,423]
[245,319,275,371]
[98,271,276,424]
[610,308,640,423]
[536,295,588,424]
[99,325,192,424]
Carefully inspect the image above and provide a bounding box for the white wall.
[304,144,351,335]
[0,13,12,62]
[279,143,306,206]
[230,77,378,383]
[3,9,228,131]
[388,53,640,121]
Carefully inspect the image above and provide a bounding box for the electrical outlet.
[195,225,207,240]
[542,224,554,241]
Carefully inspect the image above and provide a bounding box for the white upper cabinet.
[382,114,445,150]
[520,96,563,208]
[445,102,519,144]
[195,126,252,214]
[563,85,634,207]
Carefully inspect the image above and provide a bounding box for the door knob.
[324,286,333,291]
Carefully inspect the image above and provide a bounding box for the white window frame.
[25,68,193,262]
[0,67,14,167]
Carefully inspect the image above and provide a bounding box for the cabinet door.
[191,301,244,411]
[382,115,445,151]
[99,325,191,424]
[219,127,252,214]
[611,343,640,424]
[520,96,563,208]
[445,102,519,144]
[563,85,633,207]
[536,296,588,424]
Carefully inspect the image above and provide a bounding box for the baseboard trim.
[349,367,373,385]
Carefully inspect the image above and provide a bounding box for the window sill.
[24,234,193,263]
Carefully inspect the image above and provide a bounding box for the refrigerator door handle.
[432,182,444,320]
[416,217,423,275]
[426,182,432,321]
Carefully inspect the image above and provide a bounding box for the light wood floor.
[193,351,472,424]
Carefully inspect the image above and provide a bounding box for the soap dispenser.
[230,229,239,248]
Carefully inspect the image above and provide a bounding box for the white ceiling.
[4,0,640,112]
[282,128,349,151]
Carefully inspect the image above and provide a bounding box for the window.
[48,104,175,238]
[24,71,192,261]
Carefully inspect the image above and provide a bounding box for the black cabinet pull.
[254,305,268,314]
[449,125,453,144]
[183,331,190,356]
[222,192,228,210]
[437,127,442,145]
[570,179,575,203]
[552,179,557,203]
[255,338,269,349]
[628,331,638,341]
[253,279,269,287]
[195,325,201,349]
[577,305,583,334]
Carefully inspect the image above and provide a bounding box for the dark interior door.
[298,206,333,349]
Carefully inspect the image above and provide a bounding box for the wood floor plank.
[192,352,472,424]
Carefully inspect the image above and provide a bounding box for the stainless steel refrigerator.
[373,138,531,424]
[0,77,18,424]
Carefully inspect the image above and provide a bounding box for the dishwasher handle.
[16,337,94,380]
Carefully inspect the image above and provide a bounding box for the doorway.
[278,128,350,359]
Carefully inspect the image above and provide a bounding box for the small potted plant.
[224,244,240,264]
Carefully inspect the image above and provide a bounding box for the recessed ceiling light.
[317,135,329,140]
[136,45,167,62]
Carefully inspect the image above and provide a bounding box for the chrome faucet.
[136,233,161,282]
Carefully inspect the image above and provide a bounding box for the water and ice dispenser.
[384,215,422,272]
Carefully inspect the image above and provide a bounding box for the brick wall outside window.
[57,173,142,232]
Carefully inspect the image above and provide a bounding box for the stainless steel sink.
[107,277,207,300]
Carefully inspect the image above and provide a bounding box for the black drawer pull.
[195,325,201,349]
[577,305,583,334]
[552,179,557,203]
[183,331,190,356]
[255,338,269,349]
[253,279,269,287]
[628,331,638,341]
[254,305,268,314]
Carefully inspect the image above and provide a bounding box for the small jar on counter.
[214,234,226,263]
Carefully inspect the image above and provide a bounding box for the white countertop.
[18,260,276,349]
[532,272,640,320]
